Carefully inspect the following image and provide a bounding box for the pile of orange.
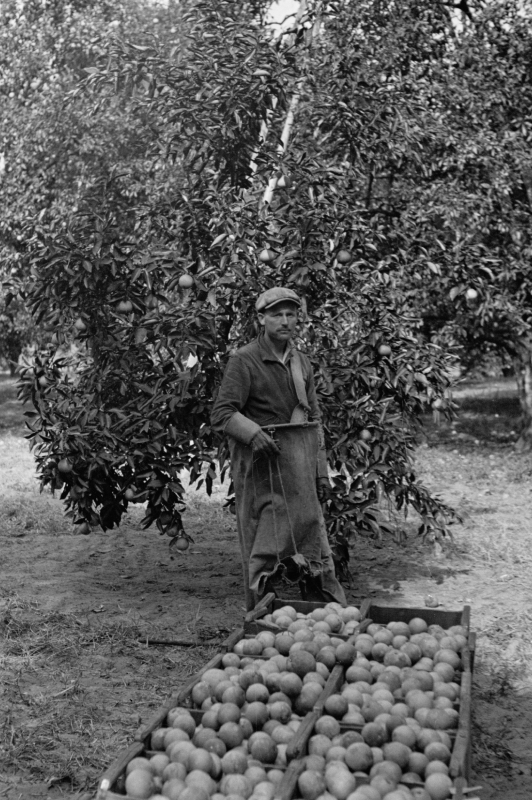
[118,606,467,800]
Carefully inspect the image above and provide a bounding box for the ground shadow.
[471,659,532,799]
[422,377,521,450]
[0,374,26,430]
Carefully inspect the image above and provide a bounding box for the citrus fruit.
[126,758,153,775]
[424,742,451,764]
[362,722,387,747]
[425,709,453,730]
[268,700,292,723]
[315,715,341,738]
[298,769,327,800]
[125,769,156,799]
[362,699,386,722]
[187,749,214,775]
[340,731,364,748]
[250,735,277,763]
[424,772,453,799]
[411,789,432,800]
[150,753,170,776]
[221,749,248,774]
[222,685,246,707]
[163,761,187,781]
[309,734,333,757]
[191,681,211,707]
[344,742,373,771]
[336,249,353,264]
[345,663,372,685]
[220,774,253,798]
[245,765,268,787]
[289,650,317,677]
[193,728,218,748]
[342,685,364,704]
[186,769,217,794]
[150,728,167,751]
[204,737,226,758]
[369,759,402,783]
[162,778,187,800]
[246,683,270,704]
[325,766,356,800]
[164,728,191,750]
[317,647,337,670]
[279,672,303,698]
[369,775,396,798]
[349,789,381,800]
[303,671,326,687]
[382,742,411,769]
[178,274,194,289]
[391,725,417,748]
[254,781,276,799]
[425,760,449,776]
[218,702,242,725]
[325,694,349,719]
[245,701,270,730]
[271,724,295,744]
[218,721,244,749]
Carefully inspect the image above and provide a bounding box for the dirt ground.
[1,375,532,799]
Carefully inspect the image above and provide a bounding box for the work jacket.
[211,336,328,477]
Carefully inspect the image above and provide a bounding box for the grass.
[0,588,217,795]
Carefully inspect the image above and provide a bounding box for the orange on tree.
[258,248,275,263]
[336,249,352,264]
[178,273,194,289]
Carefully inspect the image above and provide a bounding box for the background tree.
[375,0,532,449]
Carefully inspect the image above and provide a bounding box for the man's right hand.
[251,430,281,459]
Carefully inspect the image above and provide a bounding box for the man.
[211,286,346,610]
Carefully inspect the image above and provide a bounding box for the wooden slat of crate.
[275,758,307,800]
[96,741,144,799]
[361,601,470,631]
[285,665,344,762]
[449,667,472,781]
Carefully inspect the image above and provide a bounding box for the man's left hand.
[316,477,331,503]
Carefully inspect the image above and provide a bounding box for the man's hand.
[251,430,281,459]
[316,477,332,502]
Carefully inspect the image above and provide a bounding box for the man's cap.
[255,287,301,312]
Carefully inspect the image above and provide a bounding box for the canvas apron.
[229,421,336,602]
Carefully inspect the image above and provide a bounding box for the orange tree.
[18,0,459,565]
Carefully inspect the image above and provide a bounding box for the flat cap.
[255,286,301,312]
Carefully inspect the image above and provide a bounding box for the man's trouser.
[229,422,346,610]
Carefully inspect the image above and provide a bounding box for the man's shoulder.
[230,340,261,359]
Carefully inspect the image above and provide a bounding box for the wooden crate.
[360,599,471,632]
[96,598,476,797]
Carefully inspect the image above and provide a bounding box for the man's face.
[258,301,299,344]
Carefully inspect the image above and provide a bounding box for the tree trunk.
[514,338,532,451]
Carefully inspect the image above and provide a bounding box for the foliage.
[0,0,184,365]
[17,0,461,561]
[0,292,35,375]
[370,0,532,445]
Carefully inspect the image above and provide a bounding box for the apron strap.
[290,350,310,423]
